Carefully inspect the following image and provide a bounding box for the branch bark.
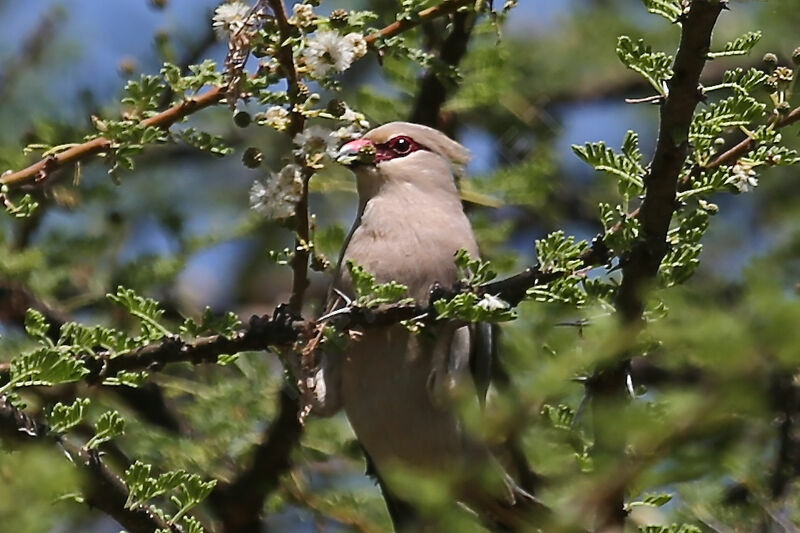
[409,10,476,129]
[590,3,726,531]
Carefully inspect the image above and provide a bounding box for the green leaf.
[180,307,242,340]
[572,131,645,200]
[454,249,497,287]
[433,292,516,323]
[718,67,769,94]
[85,410,125,449]
[346,261,412,307]
[626,492,673,510]
[48,398,90,434]
[599,202,640,253]
[3,348,89,394]
[102,370,150,387]
[173,128,234,157]
[659,208,711,287]
[690,94,766,161]
[124,461,216,524]
[639,525,702,533]
[2,191,39,218]
[535,231,587,273]
[107,286,171,340]
[708,31,761,59]
[541,403,575,430]
[641,0,683,22]
[24,309,50,343]
[616,36,673,96]
[122,74,166,115]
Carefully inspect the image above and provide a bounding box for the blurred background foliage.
[1,0,800,531]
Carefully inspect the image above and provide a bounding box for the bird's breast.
[339,186,478,303]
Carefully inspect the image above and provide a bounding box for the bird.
[311,121,546,531]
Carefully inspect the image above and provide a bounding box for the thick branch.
[1,265,557,388]
[617,2,724,322]
[591,3,725,532]
[409,10,475,128]
[209,387,302,532]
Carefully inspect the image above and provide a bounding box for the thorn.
[332,287,353,306]
[316,306,353,323]
[625,94,665,105]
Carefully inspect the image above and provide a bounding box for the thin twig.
[0,0,474,191]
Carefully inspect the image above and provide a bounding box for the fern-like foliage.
[107,286,171,340]
[708,31,762,59]
[572,130,646,200]
[616,36,674,96]
[641,0,683,22]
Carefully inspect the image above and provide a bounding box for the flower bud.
[762,52,778,71]
[329,9,349,27]
[296,82,311,100]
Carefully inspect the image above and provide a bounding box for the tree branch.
[1,265,558,388]
[209,386,302,532]
[590,3,726,531]
[0,0,475,192]
[409,10,476,129]
[0,396,177,533]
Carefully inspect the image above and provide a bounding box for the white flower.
[330,104,370,141]
[340,104,370,129]
[302,30,356,78]
[213,1,251,38]
[345,32,368,59]
[476,293,510,312]
[293,125,337,158]
[331,125,361,142]
[290,3,315,28]
[250,164,304,220]
[260,106,291,131]
[729,162,758,193]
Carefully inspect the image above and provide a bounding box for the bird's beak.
[336,139,376,167]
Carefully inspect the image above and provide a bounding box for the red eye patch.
[374,135,428,163]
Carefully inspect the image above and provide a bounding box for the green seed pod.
[243,147,263,168]
[326,99,347,118]
[233,110,252,128]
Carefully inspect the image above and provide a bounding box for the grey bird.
[315,122,539,531]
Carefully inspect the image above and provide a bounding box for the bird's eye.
[389,136,412,155]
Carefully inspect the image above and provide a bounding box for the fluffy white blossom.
[729,162,758,193]
[293,125,337,159]
[212,1,251,38]
[290,3,315,28]
[331,105,370,141]
[260,106,291,131]
[476,293,510,312]
[250,164,304,220]
[302,30,366,78]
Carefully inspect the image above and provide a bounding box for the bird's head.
[336,121,470,200]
